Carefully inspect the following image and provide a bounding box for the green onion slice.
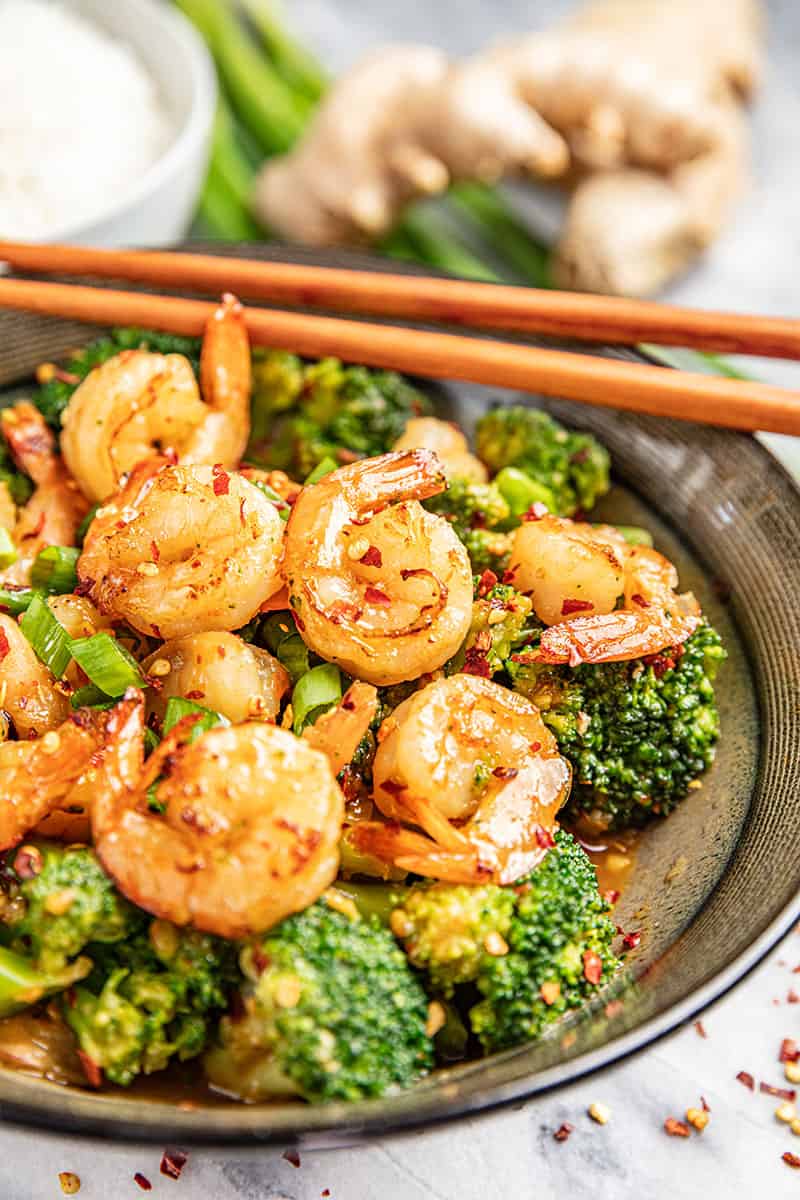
[0,529,17,570]
[0,587,39,616]
[76,503,100,546]
[69,633,144,697]
[163,696,230,743]
[292,662,341,734]
[30,545,80,594]
[20,594,72,677]
[303,457,338,486]
[252,480,290,521]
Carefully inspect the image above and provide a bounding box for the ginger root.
[254,0,763,297]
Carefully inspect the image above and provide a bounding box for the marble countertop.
[5,1,800,1196]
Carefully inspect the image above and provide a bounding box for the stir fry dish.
[0,296,725,1103]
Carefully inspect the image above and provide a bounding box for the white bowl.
[43,0,217,247]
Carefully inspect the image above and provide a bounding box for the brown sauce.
[564,825,640,901]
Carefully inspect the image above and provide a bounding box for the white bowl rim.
[22,0,217,245]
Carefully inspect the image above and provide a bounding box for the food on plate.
[0,296,725,1101]
[254,0,762,296]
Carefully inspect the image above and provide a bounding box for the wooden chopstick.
[0,276,798,436]
[1,240,800,361]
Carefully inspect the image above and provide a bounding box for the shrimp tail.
[1,403,57,484]
[321,449,448,513]
[533,609,701,666]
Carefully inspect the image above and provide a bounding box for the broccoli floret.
[510,622,726,829]
[66,922,237,1086]
[248,351,430,477]
[424,477,513,573]
[448,581,534,677]
[33,329,201,429]
[205,900,433,1103]
[394,832,618,1052]
[2,843,138,973]
[476,406,610,516]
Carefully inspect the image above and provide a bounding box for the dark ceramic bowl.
[0,245,797,1147]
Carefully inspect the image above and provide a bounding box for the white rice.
[0,0,171,239]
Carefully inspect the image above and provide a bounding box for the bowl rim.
[26,0,217,245]
[0,245,798,1145]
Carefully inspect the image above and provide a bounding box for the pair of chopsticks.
[0,240,799,435]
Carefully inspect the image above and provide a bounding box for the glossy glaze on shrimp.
[350,674,571,884]
[0,403,87,586]
[60,294,251,502]
[283,450,473,686]
[78,459,284,640]
[508,513,700,664]
[91,694,345,939]
[143,632,291,727]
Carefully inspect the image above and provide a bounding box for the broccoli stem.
[0,946,90,1018]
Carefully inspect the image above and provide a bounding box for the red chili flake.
[760,1082,796,1100]
[630,593,650,608]
[0,628,9,662]
[701,1096,711,1112]
[694,1020,708,1039]
[76,1050,102,1089]
[583,950,603,985]
[212,464,230,496]
[134,1174,152,1191]
[360,545,382,568]
[523,502,549,521]
[239,497,246,526]
[477,569,498,598]
[605,999,624,1019]
[160,1151,188,1180]
[184,690,205,701]
[783,1153,800,1169]
[529,741,541,754]
[664,1118,690,1138]
[364,586,391,605]
[561,598,594,616]
[341,693,356,712]
[501,568,517,585]
[492,766,519,780]
[336,448,359,464]
[788,989,800,1004]
[150,623,163,640]
[322,1191,331,1198]
[282,1149,301,1168]
[535,825,556,849]
[602,889,621,906]
[150,540,160,563]
[622,930,641,951]
[54,366,80,385]
[644,652,677,679]
[780,1038,799,1063]
[553,1122,574,1142]
[462,646,491,678]
[792,964,800,973]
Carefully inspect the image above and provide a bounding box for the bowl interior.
[0,244,797,1146]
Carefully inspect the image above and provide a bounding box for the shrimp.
[60,294,251,503]
[508,513,700,664]
[0,707,120,850]
[349,674,571,884]
[302,680,379,775]
[77,459,285,640]
[0,404,87,585]
[283,450,473,686]
[393,417,488,483]
[142,632,291,726]
[91,693,345,939]
[0,613,69,739]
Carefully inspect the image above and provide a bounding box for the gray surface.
[4,1,800,1195]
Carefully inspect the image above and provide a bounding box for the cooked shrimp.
[509,514,700,664]
[0,613,69,739]
[302,680,379,775]
[0,707,118,850]
[349,674,571,884]
[0,483,16,535]
[91,693,345,938]
[393,417,488,483]
[78,459,284,640]
[142,632,291,726]
[0,403,87,585]
[61,295,251,503]
[283,450,473,686]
